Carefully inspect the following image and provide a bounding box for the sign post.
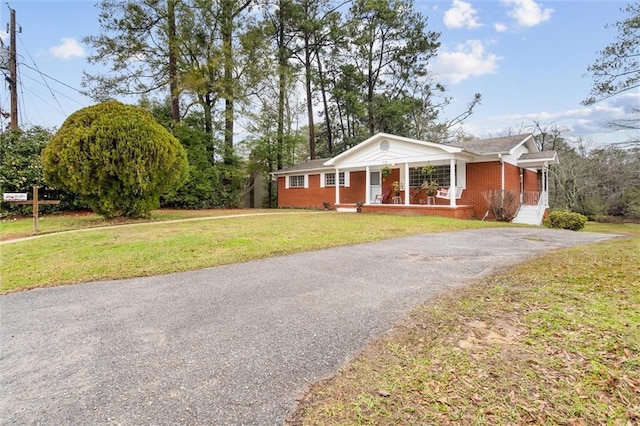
[3,186,60,233]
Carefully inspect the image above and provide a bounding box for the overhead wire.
[17,34,66,115]
[20,71,85,106]
[20,62,84,95]
[0,79,9,130]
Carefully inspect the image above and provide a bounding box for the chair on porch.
[374,187,391,204]
[436,186,464,199]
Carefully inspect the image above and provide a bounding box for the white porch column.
[449,158,456,207]
[543,162,549,208]
[334,167,340,205]
[404,162,410,205]
[365,166,371,204]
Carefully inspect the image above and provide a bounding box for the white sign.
[3,193,28,201]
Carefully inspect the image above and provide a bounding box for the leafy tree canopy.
[0,127,52,192]
[42,101,189,218]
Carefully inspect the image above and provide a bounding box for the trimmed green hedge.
[545,210,588,231]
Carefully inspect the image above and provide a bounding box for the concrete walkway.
[0,228,616,425]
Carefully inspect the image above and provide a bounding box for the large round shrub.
[42,101,188,218]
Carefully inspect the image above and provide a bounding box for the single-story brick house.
[272,133,558,224]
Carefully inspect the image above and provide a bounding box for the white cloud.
[490,99,634,126]
[49,37,85,59]
[494,22,508,32]
[444,0,482,29]
[502,0,553,27]
[461,95,638,144]
[431,40,501,84]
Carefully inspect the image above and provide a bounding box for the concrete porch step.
[513,205,542,225]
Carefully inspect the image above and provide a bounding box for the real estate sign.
[3,193,28,201]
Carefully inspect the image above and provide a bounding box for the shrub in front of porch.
[482,189,519,222]
[545,210,587,231]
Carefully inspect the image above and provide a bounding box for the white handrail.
[535,191,547,224]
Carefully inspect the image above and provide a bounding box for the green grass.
[289,223,640,425]
[0,208,267,240]
[4,211,638,424]
[0,210,506,293]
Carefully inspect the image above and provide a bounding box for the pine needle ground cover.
[290,223,640,425]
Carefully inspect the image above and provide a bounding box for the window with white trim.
[409,166,455,187]
[325,172,345,186]
[289,175,305,188]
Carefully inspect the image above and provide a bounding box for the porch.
[336,202,475,219]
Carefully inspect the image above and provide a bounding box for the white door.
[370,171,381,202]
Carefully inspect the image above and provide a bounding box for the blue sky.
[1,0,638,147]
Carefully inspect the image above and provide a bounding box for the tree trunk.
[276,3,286,170]
[222,0,234,159]
[167,0,180,123]
[304,35,316,159]
[316,54,332,154]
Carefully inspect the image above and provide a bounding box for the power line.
[20,62,84,95]
[17,34,66,115]
[20,71,85,106]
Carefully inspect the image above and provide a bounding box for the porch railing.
[522,191,540,205]
[534,191,547,225]
[515,191,547,225]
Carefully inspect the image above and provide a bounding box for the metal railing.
[515,191,547,225]
[534,191,547,225]
[522,191,540,205]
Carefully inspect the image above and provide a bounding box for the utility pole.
[8,7,18,130]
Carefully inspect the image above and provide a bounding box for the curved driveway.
[0,228,616,425]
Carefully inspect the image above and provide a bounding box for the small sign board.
[3,193,28,201]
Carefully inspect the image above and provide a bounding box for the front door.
[370,171,381,202]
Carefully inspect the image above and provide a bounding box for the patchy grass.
[289,223,640,425]
[0,209,269,240]
[1,211,507,293]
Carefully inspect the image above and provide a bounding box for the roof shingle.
[451,134,533,155]
[275,158,332,173]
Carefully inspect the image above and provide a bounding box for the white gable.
[325,133,463,169]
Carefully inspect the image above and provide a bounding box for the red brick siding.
[380,169,401,203]
[278,162,530,220]
[277,171,368,209]
[464,161,522,219]
[361,204,474,219]
[465,162,499,218]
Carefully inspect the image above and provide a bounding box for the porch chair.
[374,187,391,204]
[436,186,464,199]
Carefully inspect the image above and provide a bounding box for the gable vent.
[379,140,390,152]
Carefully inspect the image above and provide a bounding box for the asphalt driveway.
[0,228,617,425]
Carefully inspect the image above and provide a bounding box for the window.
[325,172,345,186]
[289,175,305,188]
[370,171,380,186]
[409,166,454,187]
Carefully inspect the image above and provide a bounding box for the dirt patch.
[457,318,527,349]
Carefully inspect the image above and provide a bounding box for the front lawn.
[1,211,505,293]
[289,222,640,425]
